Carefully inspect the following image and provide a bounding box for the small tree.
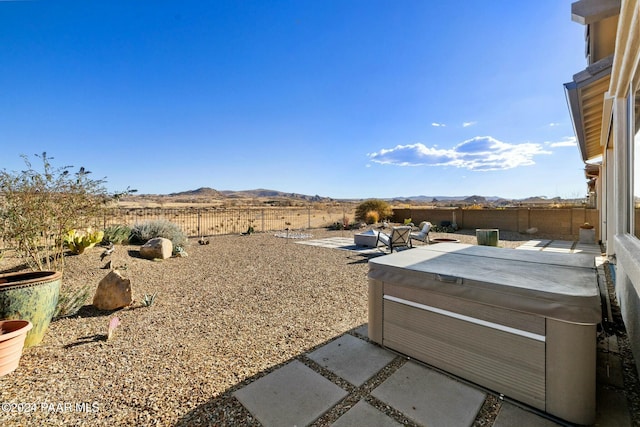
[355,199,393,224]
[0,153,125,271]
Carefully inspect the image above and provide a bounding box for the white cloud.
[462,121,477,127]
[431,122,446,127]
[546,136,577,148]
[367,136,551,171]
[549,122,560,127]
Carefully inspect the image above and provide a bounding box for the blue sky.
[1,1,589,199]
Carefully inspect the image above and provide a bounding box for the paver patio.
[230,240,633,426]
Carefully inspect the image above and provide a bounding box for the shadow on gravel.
[63,334,106,349]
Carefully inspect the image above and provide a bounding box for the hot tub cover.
[368,243,601,324]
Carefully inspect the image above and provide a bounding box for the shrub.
[355,199,392,223]
[64,228,105,254]
[364,210,379,224]
[130,220,187,247]
[0,153,124,271]
[102,224,132,245]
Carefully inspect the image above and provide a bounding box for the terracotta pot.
[0,271,61,348]
[0,320,32,377]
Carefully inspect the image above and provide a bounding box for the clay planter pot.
[0,271,61,348]
[0,320,32,377]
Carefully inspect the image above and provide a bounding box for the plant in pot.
[0,153,133,347]
[0,319,32,376]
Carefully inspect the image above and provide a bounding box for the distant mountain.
[158,187,581,206]
[220,188,332,202]
[401,195,503,202]
[518,196,563,204]
[169,187,223,197]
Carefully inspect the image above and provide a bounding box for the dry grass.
[0,228,535,426]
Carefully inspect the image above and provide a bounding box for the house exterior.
[565,0,640,368]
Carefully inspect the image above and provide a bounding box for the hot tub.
[368,243,601,425]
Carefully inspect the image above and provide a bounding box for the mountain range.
[166,187,576,205]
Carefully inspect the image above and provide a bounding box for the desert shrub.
[64,228,104,254]
[102,224,132,245]
[365,210,379,224]
[355,199,392,223]
[432,222,458,233]
[328,215,351,230]
[0,153,117,271]
[330,221,344,230]
[130,220,187,247]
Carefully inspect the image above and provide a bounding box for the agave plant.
[53,286,91,319]
[141,293,157,307]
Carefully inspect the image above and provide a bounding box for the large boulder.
[140,237,173,260]
[93,270,132,310]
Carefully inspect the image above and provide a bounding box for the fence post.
[308,204,311,229]
[197,210,201,237]
[261,209,265,232]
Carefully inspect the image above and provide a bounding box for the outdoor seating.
[410,221,432,245]
[376,226,412,252]
[354,229,382,247]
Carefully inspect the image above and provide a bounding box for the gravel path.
[0,229,559,426]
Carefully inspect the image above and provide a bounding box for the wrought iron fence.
[102,205,355,238]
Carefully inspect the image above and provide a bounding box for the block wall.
[392,208,599,240]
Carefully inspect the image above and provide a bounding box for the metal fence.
[102,205,355,238]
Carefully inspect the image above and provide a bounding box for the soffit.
[565,55,613,162]
[571,0,620,25]
[584,163,600,178]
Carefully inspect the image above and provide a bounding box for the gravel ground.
[0,228,608,426]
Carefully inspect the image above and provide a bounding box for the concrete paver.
[331,399,403,427]
[516,240,552,251]
[597,350,625,388]
[574,243,602,255]
[371,361,486,427]
[233,360,348,427]
[307,334,396,386]
[493,403,561,426]
[596,387,632,427]
[353,324,368,337]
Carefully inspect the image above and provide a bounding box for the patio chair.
[410,221,432,245]
[376,226,413,252]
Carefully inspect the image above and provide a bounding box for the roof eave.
[564,55,614,163]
